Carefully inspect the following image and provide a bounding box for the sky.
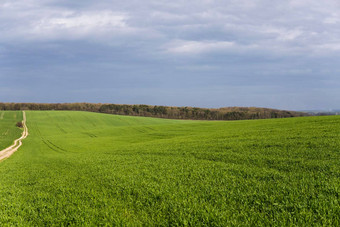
[1,0,340,110]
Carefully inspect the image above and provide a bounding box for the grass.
[0,111,339,225]
[0,111,22,150]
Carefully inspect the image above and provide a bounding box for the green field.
[0,111,339,225]
[0,111,22,150]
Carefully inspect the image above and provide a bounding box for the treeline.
[0,102,308,120]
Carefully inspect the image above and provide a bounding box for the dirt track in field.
[0,111,28,161]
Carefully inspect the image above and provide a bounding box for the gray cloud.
[0,0,339,110]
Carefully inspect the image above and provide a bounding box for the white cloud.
[0,1,340,57]
[259,26,303,41]
[43,12,126,29]
[323,14,340,24]
[0,1,138,41]
[166,40,235,54]
[164,40,261,55]
[30,11,129,39]
[0,0,339,55]
[316,43,340,51]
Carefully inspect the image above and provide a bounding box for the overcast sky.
[1,0,339,110]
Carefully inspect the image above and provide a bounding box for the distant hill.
[0,102,308,121]
[302,109,340,116]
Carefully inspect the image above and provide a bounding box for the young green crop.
[0,111,22,150]
[0,111,339,225]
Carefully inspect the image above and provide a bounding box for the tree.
[16,121,23,128]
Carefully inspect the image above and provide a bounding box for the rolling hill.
[0,111,339,225]
[0,111,22,150]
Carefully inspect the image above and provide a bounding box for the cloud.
[36,11,127,30]
[315,43,340,52]
[323,14,340,24]
[0,2,139,42]
[30,11,130,40]
[1,0,340,109]
[165,40,236,54]
[1,0,340,54]
[164,40,261,55]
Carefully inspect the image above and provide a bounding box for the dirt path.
[0,111,28,161]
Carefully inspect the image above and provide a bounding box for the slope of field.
[0,111,22,150]
[0,111,28,161]
[0,111,339,225]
